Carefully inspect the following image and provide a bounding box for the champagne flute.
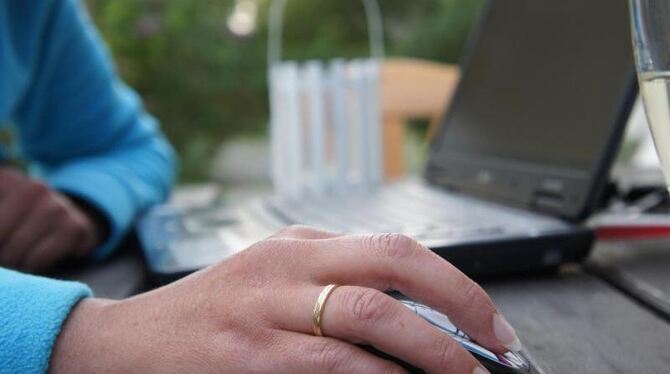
[630,0,670,191]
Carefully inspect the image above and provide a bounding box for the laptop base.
[139,181,594,284]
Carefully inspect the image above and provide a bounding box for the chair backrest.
[381,58,460,179]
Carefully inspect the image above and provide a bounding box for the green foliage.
[86,0,484,181]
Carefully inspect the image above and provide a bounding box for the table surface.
[62,188,670,374]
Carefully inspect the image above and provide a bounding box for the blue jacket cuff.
[0,268,92,374]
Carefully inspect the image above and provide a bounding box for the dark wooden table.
[61,187,670,374]
[487,242,670,374]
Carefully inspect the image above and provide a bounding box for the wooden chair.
[381,58,460,180]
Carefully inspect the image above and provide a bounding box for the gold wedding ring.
[312,284,339,337]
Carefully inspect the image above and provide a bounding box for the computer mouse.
[359,297,531,374]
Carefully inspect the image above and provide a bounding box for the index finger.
[308,233,522,354]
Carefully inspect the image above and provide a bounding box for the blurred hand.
[0,167,102,273]
[52,226,521,374]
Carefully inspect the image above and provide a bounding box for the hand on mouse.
[0,167,103,273]
[51,226,521,374]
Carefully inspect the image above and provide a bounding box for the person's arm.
[0,268,91,373]
[10,0,176,260]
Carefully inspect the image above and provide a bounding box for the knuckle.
[60,216,77,231]
[312,340,349,372]
[286,224,315,233]
[285,224,317,235]
[277,225,302,236]
[252,238,309,262]
[277,224,327,239]
[61,218,85,238]
[434,337,460,368]
[29,181,50,198]
[43,200,65,219]
[458,278,488,312]
[261,238,298,253]
[71,218,89,235]
[365,233,419,260]
[346,288,395,325]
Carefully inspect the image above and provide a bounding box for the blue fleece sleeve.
[10,0,177,260]
[0,268,92,374]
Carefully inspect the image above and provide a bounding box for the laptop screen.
[426,0,637,220]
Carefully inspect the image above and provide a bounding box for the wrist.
[49,298,118,373]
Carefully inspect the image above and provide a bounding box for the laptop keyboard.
[265,181,569,244]
[141,180,572,273]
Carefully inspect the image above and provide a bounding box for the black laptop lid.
[425,0,637,221]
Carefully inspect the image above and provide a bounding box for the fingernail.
[473,365,491,374]
[493,313,523,352]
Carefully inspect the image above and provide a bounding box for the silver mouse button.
[399,299,530,372]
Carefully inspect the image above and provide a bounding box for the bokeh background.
[85,0,485,182]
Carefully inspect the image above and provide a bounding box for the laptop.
[138,0,637,282]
